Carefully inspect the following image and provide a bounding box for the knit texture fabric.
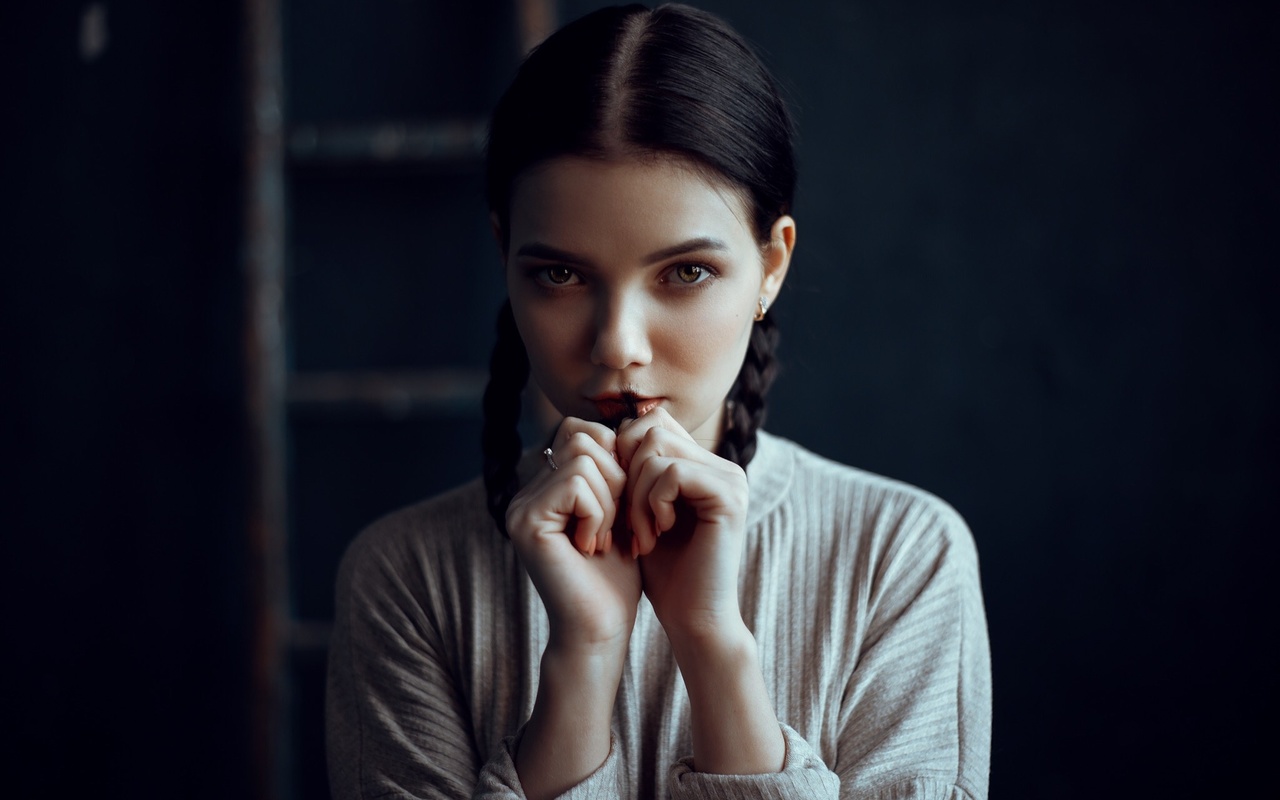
[327,431,991,799]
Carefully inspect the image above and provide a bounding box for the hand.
[615,407,750,643]
[505,417,642,654]
[506,418,642,798]
[615,408,784,776]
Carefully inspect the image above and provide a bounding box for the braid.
[481,300,530,536]
[717,313,780,469]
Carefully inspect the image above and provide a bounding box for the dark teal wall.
[7,1,1275,797]
[6,2,250,798]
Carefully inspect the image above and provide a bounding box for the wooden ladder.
[242,1,557,797]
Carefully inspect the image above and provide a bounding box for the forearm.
[515,644,625,800]
[670,622,785,775]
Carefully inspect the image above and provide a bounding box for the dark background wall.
[7,1,1274,797]
[6,2,250,797]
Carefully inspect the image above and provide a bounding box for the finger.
[614,488,630,557]
[555,417,619,461]
[616,407,699,471]
[555,429,626,500]
[563,454,618,550]
[550,419,625,502]
[561,472,605,555]
[631,453,744,546]
[628,455,684,552]
[622,426,697,557]
[645,460,684,536]
[627,458,663,557]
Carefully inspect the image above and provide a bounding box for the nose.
[590,292,652,370]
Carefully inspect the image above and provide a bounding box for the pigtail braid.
[481,300,530,536]
[717,313,780,469]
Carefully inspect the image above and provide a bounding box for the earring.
[724,399,736,431]
[754,295,769,321]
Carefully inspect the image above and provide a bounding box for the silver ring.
[542,447,558,471]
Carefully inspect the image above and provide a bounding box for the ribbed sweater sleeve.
[668,724,841,798]
[326,506,483,799]
[827,481,990,798]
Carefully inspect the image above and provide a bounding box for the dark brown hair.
[482,4,794,534]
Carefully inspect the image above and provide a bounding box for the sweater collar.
[745,430,794,529]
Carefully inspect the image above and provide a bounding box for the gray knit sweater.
[326,431,991,799]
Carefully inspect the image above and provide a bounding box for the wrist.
[666,615,753,669]
[517,644,625,799]
[668,622,784,775]
[536,639,628,734]
[542,632,627,675]
[545,624,633,665]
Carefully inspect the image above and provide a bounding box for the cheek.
[520,315,568,369]
[509,300,554,364]
[663,304,753,375]
[510,302,588,405]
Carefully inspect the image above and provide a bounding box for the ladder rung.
[287,120,487,164]
[286,369,487,417]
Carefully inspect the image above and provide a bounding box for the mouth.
[591,392,661,428]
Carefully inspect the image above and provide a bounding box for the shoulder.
[335,476,511,605]
[753,431,978,569]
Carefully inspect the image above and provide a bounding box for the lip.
[590,394,662,423]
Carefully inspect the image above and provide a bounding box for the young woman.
[326,5,991,799]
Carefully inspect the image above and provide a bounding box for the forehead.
[508,156,757,250]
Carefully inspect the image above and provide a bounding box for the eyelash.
[529,262,719,292]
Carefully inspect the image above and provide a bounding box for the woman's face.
[503,156,793,450]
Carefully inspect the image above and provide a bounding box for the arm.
[669,623,783,775]
[830,497,992,799]
[513,644,625,799]
[325,482,637,800]
[617,410,837,797]
[502,419,642,799]
[668,498,991,800]
[328,418,641,800]
[620,414,990,798]
[326,526,483,799]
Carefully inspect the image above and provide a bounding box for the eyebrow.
[514,236,730,266]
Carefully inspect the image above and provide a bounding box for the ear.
[489,211,508,265]
[759,214,796,305]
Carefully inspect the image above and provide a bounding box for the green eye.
[673,264,706,284]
